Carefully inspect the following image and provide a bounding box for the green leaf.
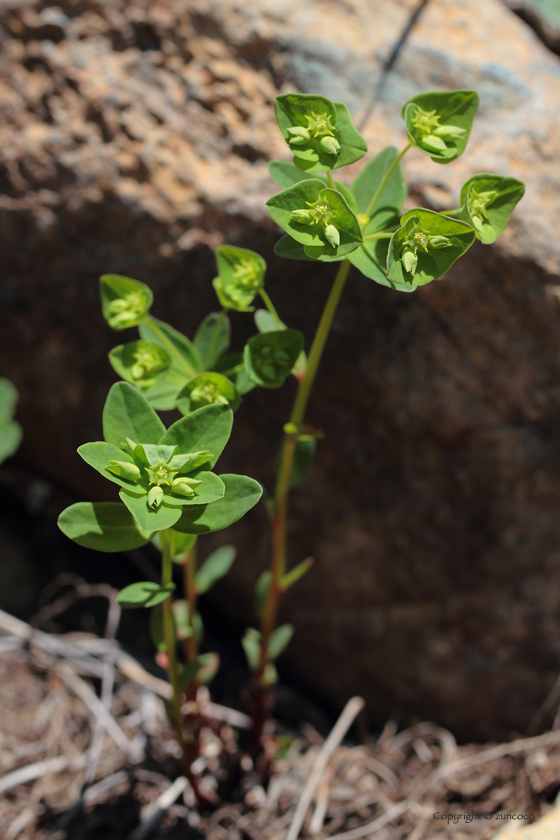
[117,581,175,609]
[242,627,262,671]
[194,312,231,368]
[103,382,165,448]
[141,374,185,411]
[213,247,266,312]
[139,317,201,377]
[152,531,197,561]
[268,624,294,660]
[58,502,153,552]
[173,474,263,535]
[0,378,18,423]
[178,660,199,691]
[0,379,22,464]
[100,274,153,330]
[150,604,166,651]
[254,310,307,378]
[172,600,193,640]
[387,208,476,287]
[0,421,22,463]
[348,238,415,292]
[163,469,225,507]
[273,234,317,262]
[280,557,314,591]
[289,437,316,488]
[244,330,303,389]
[78,441,138,489]
[266,180,362,261]
[274,94,366,173]
[268,161,357,210]
[119,487,182,532]
[255,570,271,618]
[196,652,220,686]
[350,146,407,226]
[159,403,233,468]
[109,341,171,390]
[457,173,525,244]
[176,373,240,415]
[195,544,236,594]
[403,90,479,164]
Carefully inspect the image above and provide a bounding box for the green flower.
[402,90,479,164]
[213,246,266,312]
[100,275,153,330]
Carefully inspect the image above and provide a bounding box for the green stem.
[439,208,461,216]
[252,260,352,740]
[144,316,195,377]
[327,170,335,189]
[161,530,182,724]
[363,232,394,242]
[260,289,284,329]
[365,142,412,218]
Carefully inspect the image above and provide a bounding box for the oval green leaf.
[58,502,153,552]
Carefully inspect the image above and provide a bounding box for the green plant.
[59,88,524,777]
[0,379,22,464]
[58,382,262,796]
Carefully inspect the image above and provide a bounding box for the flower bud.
[172,476,202,497]
[287,126,310,145]
[324,224,340,248]
[420,134,447,152]
[357,214,370,228]
[106,460,141,481]
[148,486,164,508]
[402,249,418,276]
[429,236,451,249]
[433,124,466,139]
[290,209,314,224]
[320,135,340,155]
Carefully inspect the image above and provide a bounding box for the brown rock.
[2,0,560,738]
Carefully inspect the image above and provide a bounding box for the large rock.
[2,0,560,739]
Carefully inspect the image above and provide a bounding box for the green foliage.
[58,502,152,552]
[402,90,479,164]
[173,474,263,534]
[103,382,165,448]
[275,93,367,173]
[0,379,22,464]
[266,180,362,261]
[244,331,304,388]
[177,373,240,415]
[109,341,171,390]
[117,581,175,609]
[387,208,476,287]
[194,312,231,369]
[268,624,294,660]
[242,627,262,671]
[100,275,153,330]
[213,247,266,312]
[457,173,525,244]
[195,545,236,594]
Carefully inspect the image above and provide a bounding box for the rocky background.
[2,0,560,740]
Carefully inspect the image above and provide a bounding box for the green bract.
[403,90,479,163]
[194,313,230,370]
[176,372,240,415]
[100,274,153,330]
[109,341,172,390]
[213,246,266,312]
[266,180,362,261]
[174,474,263,534]
[0,378,22,464]
[244,330,304,389]
[387,208,476,287]
[457,173,525,244]
[275,93,367,173]
[57,502,153,552]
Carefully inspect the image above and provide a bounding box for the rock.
[504,0,560,54]
[2,0,560,739]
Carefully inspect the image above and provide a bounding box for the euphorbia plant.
[59,88,524,775]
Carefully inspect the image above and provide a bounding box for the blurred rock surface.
[2,0,560,738]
